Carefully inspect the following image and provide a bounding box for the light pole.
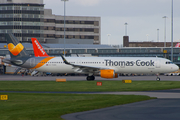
[163,16,167,47]
[61,0,68,57]
[124,23,128,36]
[107,34,111,45]
[146,34,149,41]
[157,29,159,42]
[171,0,173,62]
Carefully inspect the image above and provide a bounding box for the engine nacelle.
[100,69,118,79]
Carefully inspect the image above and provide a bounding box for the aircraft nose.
[174,65,179,71]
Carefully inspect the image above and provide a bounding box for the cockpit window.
[166,61,173,64]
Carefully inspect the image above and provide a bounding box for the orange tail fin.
[31,38,49,57]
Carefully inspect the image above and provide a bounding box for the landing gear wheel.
[156,77,160,81]
[86,76,91,81]
[86,76,95,81]
[91,76,95,80]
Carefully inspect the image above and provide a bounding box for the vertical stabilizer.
[31,38,49,57]
[5,33,29,58]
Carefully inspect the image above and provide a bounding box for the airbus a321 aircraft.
[3,33,179,81]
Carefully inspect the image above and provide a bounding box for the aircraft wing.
[60,55,110,73]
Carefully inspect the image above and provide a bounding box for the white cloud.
[74,0,102,6]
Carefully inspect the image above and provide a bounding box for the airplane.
[3,33,179,81]
[175,43,180,47]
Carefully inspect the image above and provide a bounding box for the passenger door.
[156,59,161,68]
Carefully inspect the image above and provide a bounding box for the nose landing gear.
[156,77,160,81]
[156,73,160,81]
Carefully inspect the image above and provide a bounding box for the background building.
[123,36,179,47]
[0,0,44,42]
[44,9,100,44]
[0,0,101,44]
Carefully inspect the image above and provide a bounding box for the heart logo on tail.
[8,43,24,56]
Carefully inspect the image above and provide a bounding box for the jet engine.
[100,69,118,79]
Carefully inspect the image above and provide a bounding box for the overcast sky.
[44,0,180,45]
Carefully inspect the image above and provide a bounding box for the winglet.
[60,55,71,65]
[31,38,49,57]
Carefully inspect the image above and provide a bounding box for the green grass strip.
[0,93,153,120]
[0,81,180,92]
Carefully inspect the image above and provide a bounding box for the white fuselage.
[31,57,179,74]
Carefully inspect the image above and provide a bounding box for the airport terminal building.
[0,0,101,44]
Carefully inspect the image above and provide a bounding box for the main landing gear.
[86,75,95,81]
[156,73,160,81]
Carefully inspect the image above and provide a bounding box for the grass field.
[0,93,153,120]
[0,81,180,92]
[0,81,180,120]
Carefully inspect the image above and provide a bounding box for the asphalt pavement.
[61,89,180,120]
[0,75,179,81]
[61,98,180,120]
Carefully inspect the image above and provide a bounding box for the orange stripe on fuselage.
[31,57,55,69]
